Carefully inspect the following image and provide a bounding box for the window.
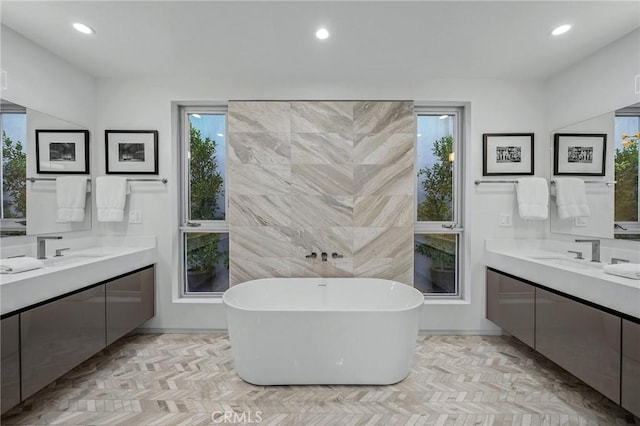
[180,107,229,294]
[415,108,463,296]
[1,102,27,236]
[614,108,639,238]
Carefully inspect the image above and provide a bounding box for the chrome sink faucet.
[575,239,600,263]
[36,235,63,259]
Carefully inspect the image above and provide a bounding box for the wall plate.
[498,213,512,227]
[129,210,142,224]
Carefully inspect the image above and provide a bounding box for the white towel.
[56,176,88,222]
[96,176,128,222]
[0,257,44,274]
[516,177,549,220]
[554,178,591,219]
[603,263,640,280]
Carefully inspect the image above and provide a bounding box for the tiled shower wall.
[227,101,415,286]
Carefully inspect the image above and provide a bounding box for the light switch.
[129,210,142,224]
[575,217,588,227]
[498,213,512,227]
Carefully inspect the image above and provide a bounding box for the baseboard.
[418,329,504,336]
[133,328,503,336]
[132,328,228,334]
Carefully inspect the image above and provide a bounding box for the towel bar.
[475,179,616,186]
[27,177,168,183]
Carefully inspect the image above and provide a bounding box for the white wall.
[94,76,547,333]
[0,26,96,247]
[549,112,615,239]
[26,109,92,235]
[0,26,96,128]
[544,28,639,242]
[545,29,640,131]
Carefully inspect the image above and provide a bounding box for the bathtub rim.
[222,277,425,313]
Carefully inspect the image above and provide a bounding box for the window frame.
[179,105,229,297]
[414,106,465,298]
[613,111,640,236]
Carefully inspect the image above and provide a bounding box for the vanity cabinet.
[486,267,639,415]
[486,269,535,347]
[622,319,640,417]
[106,266,155,345]
[1,315,20,415]
[535,288,620,403]
[0,265,155,413]
[21,285,106,400]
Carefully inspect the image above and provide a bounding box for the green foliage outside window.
[615,137,639,222]
[417,135,453,222]
[186,124,227,274]
[416,135,455,270]
[189,125,223,221]
[2,131,26,218]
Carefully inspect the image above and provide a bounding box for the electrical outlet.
[498,213,512,227]
[129,210,142,224]
[574,217,588,227]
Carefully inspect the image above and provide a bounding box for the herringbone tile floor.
[2,334,638,425]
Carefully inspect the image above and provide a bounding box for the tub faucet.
[36,235,63,259]
[575,239,600,263]
[611,258,629,264]
[321,252,328,262]
[331,252,343,259]
[305,252,317,259]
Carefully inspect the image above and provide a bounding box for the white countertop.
[1,240,157,316]
[485,239,640,319]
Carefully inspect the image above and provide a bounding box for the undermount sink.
[528,256,603,270]
[43,252,112,268]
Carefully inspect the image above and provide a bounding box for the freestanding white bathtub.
[222,277,424,385]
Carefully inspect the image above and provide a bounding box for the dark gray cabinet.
[622,319,640,417]
[20,285,106,400]
[535,288,621,403]
[106,266,155,345]
[486,269,535,347]
[1,265,155,413]
[1,315,20,414]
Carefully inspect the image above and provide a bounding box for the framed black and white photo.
[553,133,606,176]
[35,129,90,174]
[105,130,158,174]
[482,133,534,176]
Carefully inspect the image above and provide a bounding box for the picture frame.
[553,133,606,176]
[105,130,159,174]
[35,129,90,174]
[482,133,534,176]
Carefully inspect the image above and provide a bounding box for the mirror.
[1,99,92,237]
[550,103,639,241]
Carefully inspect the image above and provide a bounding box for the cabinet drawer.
[1,315,20,414]
[622,319,640,417]
[486,269,535,347]
[535,288,620,403]
[106,266,155,345]
[21,285,106,400]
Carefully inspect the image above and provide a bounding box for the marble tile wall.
[228,101,415,285]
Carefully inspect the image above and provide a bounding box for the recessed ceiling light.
[439,115,449,120]
[417,133,422,137]
[216,133,224,138]
[191,114,201,119]
[315,28,329,40]
[72,22,95,35]
[551,24,571,36]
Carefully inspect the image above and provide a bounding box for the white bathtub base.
[223,278,423,386]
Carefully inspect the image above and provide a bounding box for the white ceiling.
[1,1,639,82]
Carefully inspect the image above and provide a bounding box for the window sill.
[423,298,470,305]
[173,296,224,304]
